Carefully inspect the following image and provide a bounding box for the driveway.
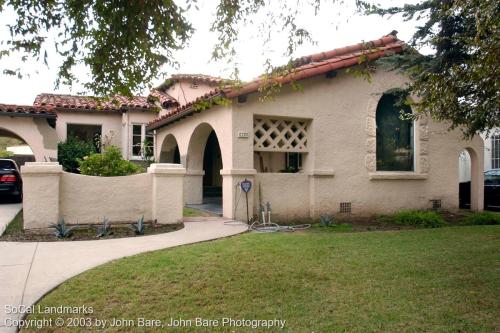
[0,203,21,236]
[0,219,247,333]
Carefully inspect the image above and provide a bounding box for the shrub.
[460,211,500,225]
[129,216,145,235]
[78,145,140,176]
[319,214,334,227]
[58,138,97,173]
[394,210,445,228]
[0,150,14,158]
[96,217,112,237]
[51,218,77,238]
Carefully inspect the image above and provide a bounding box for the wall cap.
[21,162,63,174]
[220,169,257,176]
[308,169,335,178]
[147,163,186,175]
[369,172,428,180]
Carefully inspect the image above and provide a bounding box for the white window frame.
[492,134,500,169]
[130,124,155,160]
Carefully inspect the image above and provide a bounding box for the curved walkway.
[0,219,247,333]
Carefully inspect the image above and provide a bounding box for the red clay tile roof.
[33,93,157,112]
[148,89,179,108]
[153,33,406,130]
[171,74,228,86]
[148,89,223,130]
[0,104,56,118]
[224,33,405,98]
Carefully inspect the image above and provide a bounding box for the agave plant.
[319,214,334,227]
[129,216,145,235]
[96,217,112,238]
[50,218,77,238]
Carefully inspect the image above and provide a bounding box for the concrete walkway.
[0,204,22,236]
[0,219,247,333]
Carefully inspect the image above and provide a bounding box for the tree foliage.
[57,137,97,173]
[366,0,499,138]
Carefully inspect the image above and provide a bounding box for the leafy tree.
[0,150,14,158]
[365,0,499,138]
[78,145,140,176]
[1,0,498,136]
[57,137,97,173]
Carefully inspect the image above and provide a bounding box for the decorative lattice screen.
[254,117,308,152]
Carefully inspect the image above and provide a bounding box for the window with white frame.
[131,124,154,159]
[492,134,500,169]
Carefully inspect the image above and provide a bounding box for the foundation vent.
[430,199,442,210]
[339,202,352,213]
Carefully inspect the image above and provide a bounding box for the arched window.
[376,94,414,171]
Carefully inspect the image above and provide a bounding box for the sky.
[0,1,423,105]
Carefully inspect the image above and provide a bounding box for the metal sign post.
[240,179,252,223]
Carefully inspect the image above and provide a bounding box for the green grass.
[3,209,22,235]
[183,207,214,217]
[26,226,499,332]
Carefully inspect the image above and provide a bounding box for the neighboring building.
[482,130,500,171]
[0,32,486,220]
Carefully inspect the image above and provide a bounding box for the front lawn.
[26,226,499,332]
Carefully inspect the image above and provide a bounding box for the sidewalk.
[0,219,247,333]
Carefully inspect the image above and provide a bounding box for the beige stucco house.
[0,33,484,223]
[147,33,484,221]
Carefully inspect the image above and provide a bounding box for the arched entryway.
[0,127,35,166]
[159,134,180,163]
[458,147,484,211]
[185,123,223,215]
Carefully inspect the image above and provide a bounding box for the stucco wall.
[22,162,185,229]
[60,172,152,224]
[254,173,310,221]
[56,112,122,147]
[235,69,484,217]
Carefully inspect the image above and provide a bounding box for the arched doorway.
[186,123,223,215]
[0,127,36,166]
[459,149,471,209]
[159,134,180,163]
[458,147,484,211]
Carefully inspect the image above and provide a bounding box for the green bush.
[394,210,445,228]
[0,150,14,158]
[58,138,97,173]
[460,211,500,225]
[78,145,140,176]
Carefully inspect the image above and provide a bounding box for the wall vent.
[340,202,352,213]
[430,199,442,210]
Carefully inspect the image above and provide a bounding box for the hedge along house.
[148,33,484,222]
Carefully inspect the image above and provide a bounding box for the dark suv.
[484,169,500,210]
[0,159,22,203]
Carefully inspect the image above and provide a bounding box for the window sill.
[369,172,428,180]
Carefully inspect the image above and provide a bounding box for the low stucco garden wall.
[22,162,185,230]
[254,173,310,221]
[60,173,152,224]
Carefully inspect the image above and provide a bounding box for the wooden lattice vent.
[254,117,308,152]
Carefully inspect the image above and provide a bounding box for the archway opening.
[202,130,223,198]
[0,127,35,166]
[159,134,180,163]
[0,127,34,203]
[459,149,471,209]
[185,123,223,215]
